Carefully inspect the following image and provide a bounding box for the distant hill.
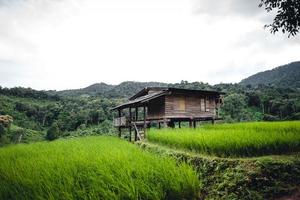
[55,61,300,98]
[240,61,300,88]
[56,81,168,98]
[56,82,114,97]
[104,81,168,98]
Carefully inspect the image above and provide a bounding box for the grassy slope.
[147,121,300,157]
[138,141,300,200]
[0,136,200,200]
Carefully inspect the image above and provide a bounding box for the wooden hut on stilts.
[111,87,224,141]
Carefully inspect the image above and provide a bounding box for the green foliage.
[259,0,300,36]
[0,136,200,200]
[220,93,249,121]
[147,121,300,157]
[0,124,6,137]
[139,141,300,200]
[64,121,116,138]
[240,61,300,88]
[46,123,60,141]
[9,125,44,144]
[1,61,300,144]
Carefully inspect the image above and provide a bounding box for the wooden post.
[134,107,138,141]
[158,122,161,129]
[129,107,132,142]
[163,118,168,128]
[170,121,175,128]
[193,120,196,128]
[118,109,121,137]
[135,107,138,121]
[179,121,181,128]
[143,106,146,138]
[189,120,193,128]
[212,118,215,125]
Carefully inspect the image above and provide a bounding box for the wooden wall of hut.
[165,94,216,118]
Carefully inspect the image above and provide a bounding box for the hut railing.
[113,116,128,127]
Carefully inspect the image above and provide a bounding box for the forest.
[0,62,299,145]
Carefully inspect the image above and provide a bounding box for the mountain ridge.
[56,61,300,98]
[239,61,300,88]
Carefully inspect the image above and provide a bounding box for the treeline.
[0,88,119,135]
[215,84,300,121]
[0,86,60,101]
[0,80,299,144]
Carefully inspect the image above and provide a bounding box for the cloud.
[0,0,299,90]
[191,0,275,24]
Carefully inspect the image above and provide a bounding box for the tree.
[0,124,6,137]
[259,0,300,37]
[221,93,250,122]
[46,123,60,141]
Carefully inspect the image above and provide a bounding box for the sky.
[0,0,299,90]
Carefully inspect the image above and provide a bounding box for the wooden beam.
[129,107,132,142]
[135,107,138,121]
[143,106,147,138]
[118,109,121,137]
[118,127,122,137]
[134,107,138,141]
[163,118,168,128]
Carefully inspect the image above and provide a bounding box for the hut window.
[200,98,205,111]
[174,97,186,111]
[205,98,210,112]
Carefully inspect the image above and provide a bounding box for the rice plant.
[0,136,200,200]
[147,121,300,157]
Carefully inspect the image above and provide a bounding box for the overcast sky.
[0,0,299,90]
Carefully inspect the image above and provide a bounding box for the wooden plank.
[143,106,147,138]
[165,94,217,118]
[118,109,121,137]
[135,107,138,121]
[129,107,132,142]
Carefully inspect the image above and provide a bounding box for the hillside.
[56,61,300,98]
[240,61,300,88]
[56,82,114,97]
[55,81,212,98]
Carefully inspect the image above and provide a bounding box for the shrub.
[46,123,60,141]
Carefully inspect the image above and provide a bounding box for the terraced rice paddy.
[147,121,300,157]
[0,136,200,200]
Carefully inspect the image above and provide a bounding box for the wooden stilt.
[170,121,175,128]
[179,121,181,128]
[129,107,132,142]
[143,106,147,138]
[118,127,121,137]
[118,109,121,137]
[135,107,138,121]
[158,122,161,129]
[163,119,168,128]
[189,120,192,128]
[134,107,138,141]
[193,120,196,128]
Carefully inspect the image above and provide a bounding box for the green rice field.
[0,136,200,200]
[147,121,300,157]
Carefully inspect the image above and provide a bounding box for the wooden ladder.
[132,123,143,141]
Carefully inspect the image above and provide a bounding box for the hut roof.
[111,90,169,110]
[112,87,224,110]
[129,87,225,100]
